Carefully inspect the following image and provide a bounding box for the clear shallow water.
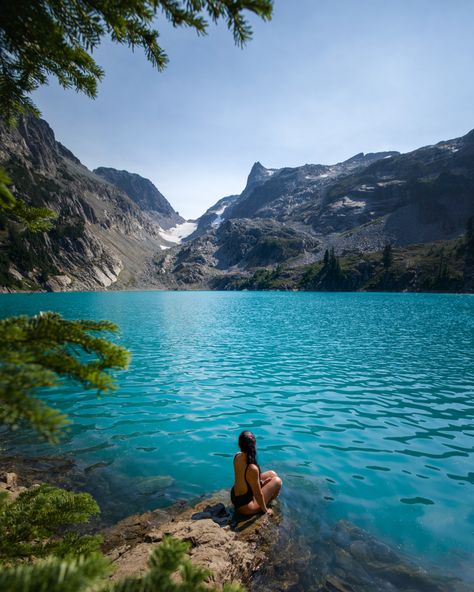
[1,291,473,583]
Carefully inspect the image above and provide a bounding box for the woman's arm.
[247,465,269,513]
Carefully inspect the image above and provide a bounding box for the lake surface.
[1,291,473,586]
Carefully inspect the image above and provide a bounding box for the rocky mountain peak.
[342,151,400,167]
[1,116,82,173]
[93,167,183,225]
[244,161,277,193]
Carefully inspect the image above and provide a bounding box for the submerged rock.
[252,516,473,592]
[136,474,175,495]
[2,458,472,591]
[102,488,474,592]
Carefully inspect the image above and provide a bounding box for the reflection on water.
[1,291,473,587]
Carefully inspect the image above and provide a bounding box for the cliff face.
[0,116,179,291]
[93,167,183,227]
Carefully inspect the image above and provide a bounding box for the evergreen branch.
[108,536,245,591]
[0,1,273,124]
[0,168,57,232]
[0,553,110,592]
[0,484,101,563]
[0,312,130,442]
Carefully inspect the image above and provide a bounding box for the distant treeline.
[213,218,474,294]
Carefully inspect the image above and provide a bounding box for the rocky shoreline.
[0,463,279,589]
[102,490,278,588]
[1,458,473,591]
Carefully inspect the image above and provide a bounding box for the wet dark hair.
[238,430,260,471]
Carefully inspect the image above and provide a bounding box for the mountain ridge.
[1,116,473,292]
[93,166,183,227]
[157,128,474,288]
[0,116,183,291]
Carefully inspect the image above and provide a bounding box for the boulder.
[0,471,28,500]
[106,490,280,589]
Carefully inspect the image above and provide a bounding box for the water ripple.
[1,291,473,582]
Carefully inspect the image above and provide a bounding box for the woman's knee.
[274,477,282,490]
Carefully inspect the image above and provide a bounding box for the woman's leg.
[238,474,282,516]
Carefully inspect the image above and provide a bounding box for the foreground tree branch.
[0,312,130,442]
[0,0,273,124]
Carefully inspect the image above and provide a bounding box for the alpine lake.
[1,291,473,590]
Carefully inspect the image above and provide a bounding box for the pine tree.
[382,244,393,270]
[465,216,474,258]
[0,0,273,124]
[0,553,110,592]
[435,247,449,288]
[323,249,329,267]
[0,312,130,442]
[0,485,102,564]
[0,169,56,232]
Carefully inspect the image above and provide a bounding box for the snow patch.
[331,196,366,210]
[377,179,406,187]
[211,203,230,228]
[439,143,460,153]
[159,221,197,245]
[305,173,329,180]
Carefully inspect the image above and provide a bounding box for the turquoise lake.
[1,291,473,584]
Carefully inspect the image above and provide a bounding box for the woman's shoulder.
[233,452,244,464]
[246,463,259,475]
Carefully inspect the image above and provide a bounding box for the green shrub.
[0,485,101,564]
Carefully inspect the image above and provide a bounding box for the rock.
[0,115,178,292]
[322,576,356,592]
[84,460,113,475]
[0,471,28,500]
[136,475,175,495]
[108,542,154,580]
[144,518,254,587]
[5,472,18,488]
[101,507,172,553]
[93,167,183,223]
[44,274,72,292]
[106,490,280,589]
[0,455,80,489]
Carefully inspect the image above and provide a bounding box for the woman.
[230,430,282,516]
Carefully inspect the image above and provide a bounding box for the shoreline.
[1,286,473,295]
[1,454,472,591]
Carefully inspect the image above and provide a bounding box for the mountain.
[1,117,473,293]
[0,116,183,291]
[93,167,183,227]
[188,194,239,239]
[156,131,474,288]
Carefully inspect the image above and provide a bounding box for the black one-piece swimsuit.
[231,463,254,508]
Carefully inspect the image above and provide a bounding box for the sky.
[34,0,474,220]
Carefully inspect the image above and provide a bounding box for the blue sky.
[34,0,474,219]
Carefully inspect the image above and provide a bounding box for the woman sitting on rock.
[231,430,282,516]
